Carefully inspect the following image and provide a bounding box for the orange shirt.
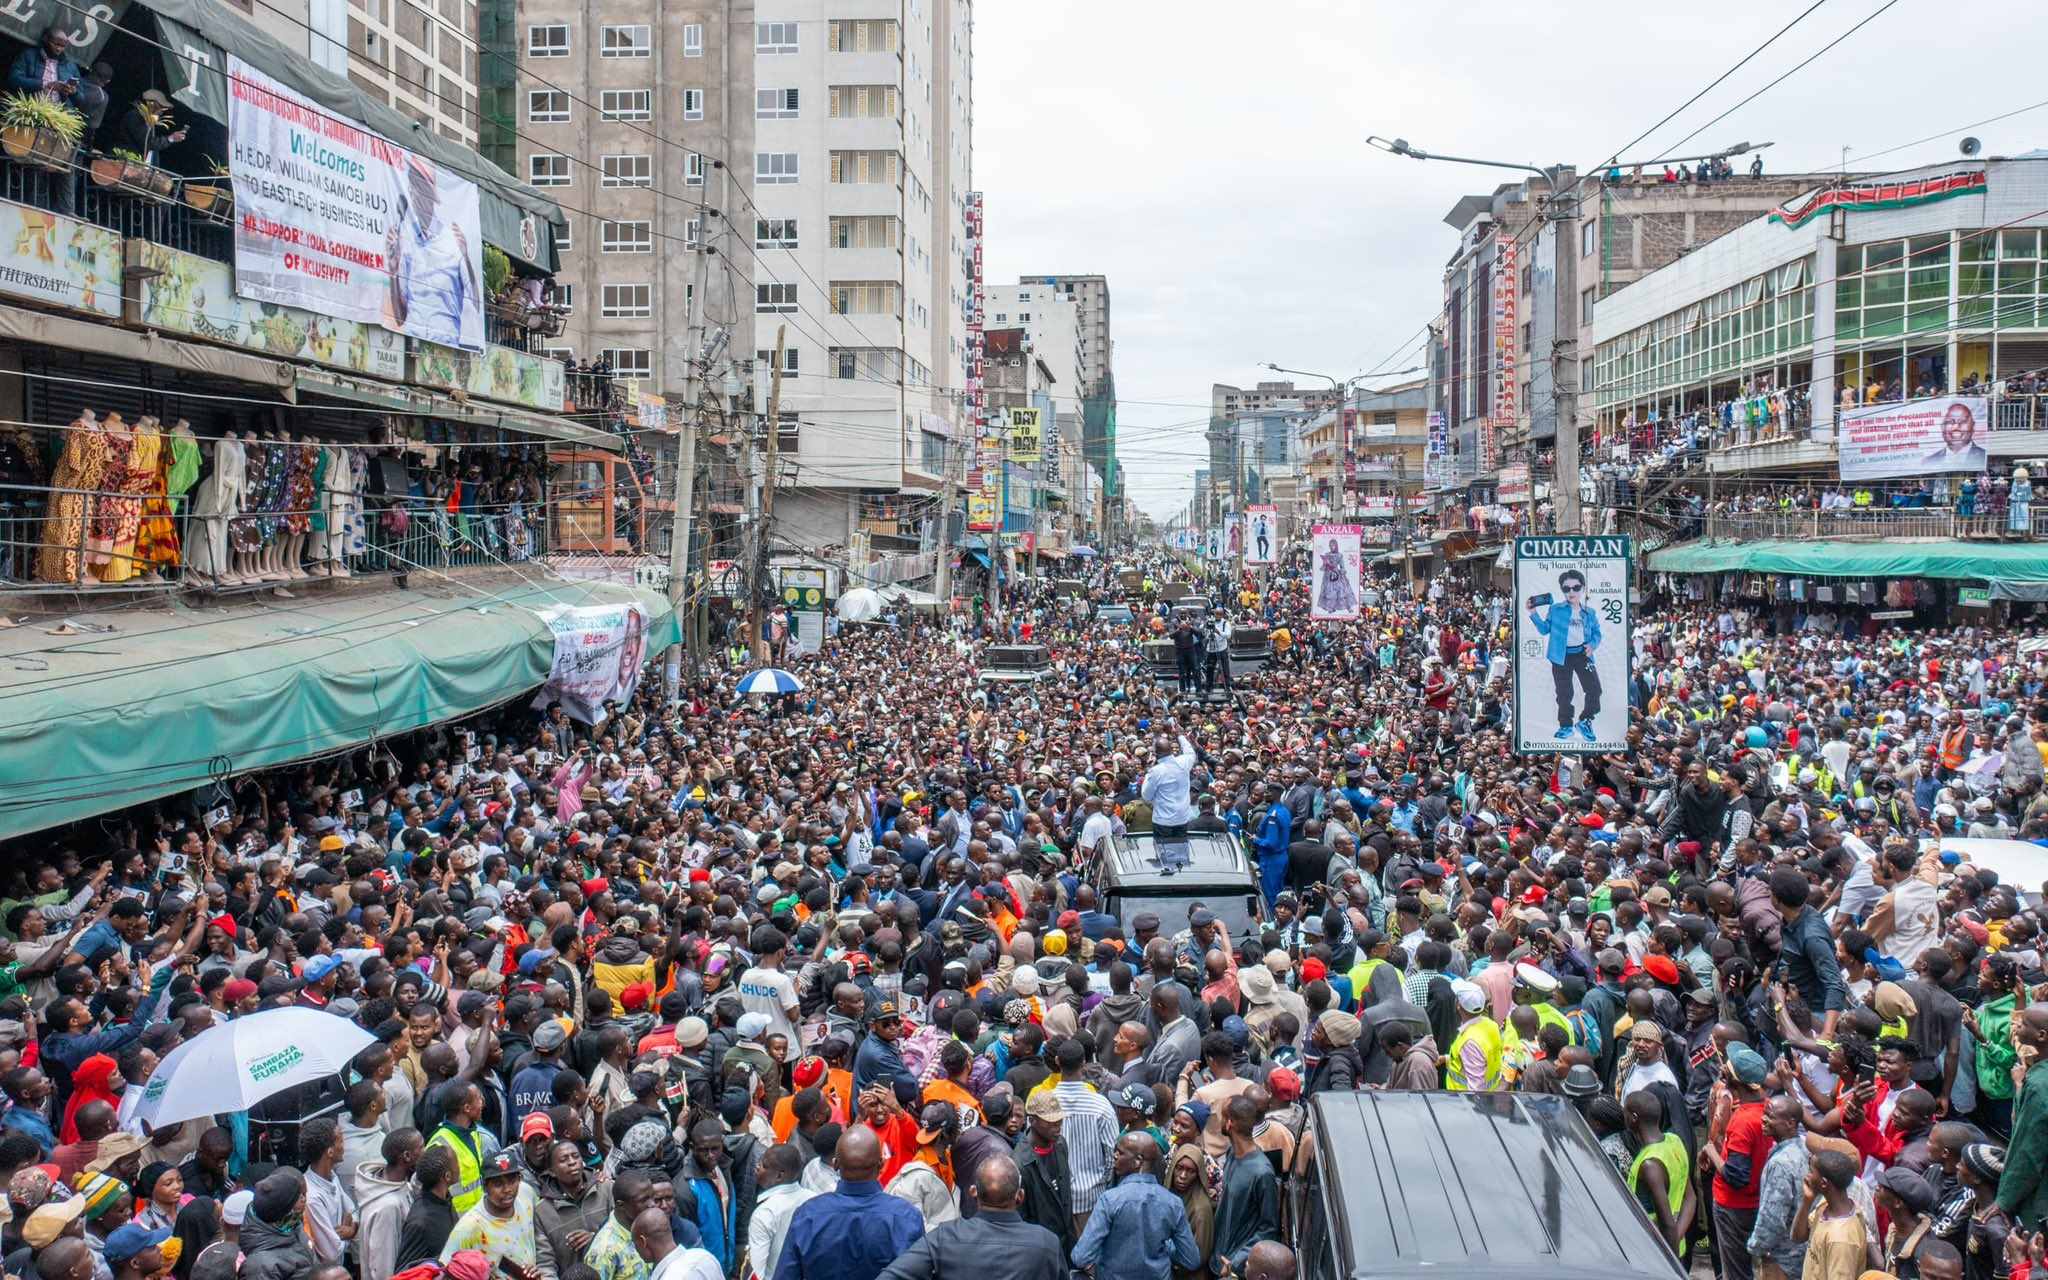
[921,1077,983,1127]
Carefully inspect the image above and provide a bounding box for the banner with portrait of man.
[1243,504,1278,565]
[1513,536,1631,753]
[1838,395,1991,481]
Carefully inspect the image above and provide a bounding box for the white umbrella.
[120,1007,376,1129]
[836,587,883,622]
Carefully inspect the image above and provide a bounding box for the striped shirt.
[1054,1080,1122,1213]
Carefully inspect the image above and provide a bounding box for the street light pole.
[1366,134,1772,535]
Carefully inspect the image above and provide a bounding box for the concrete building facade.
[750,0,975,556]
[507,0,754,395]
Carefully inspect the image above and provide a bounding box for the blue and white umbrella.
[737,667,805,696]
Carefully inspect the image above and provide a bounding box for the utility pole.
[750,325,787,663]
[664,232,710,694]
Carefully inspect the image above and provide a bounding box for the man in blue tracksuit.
[1252,785,1292,908]
[1527,568,1603,743]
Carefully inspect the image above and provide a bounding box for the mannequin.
[36,410,108,584]
[230,428,265,583]
[186,429,244,586]
[333,443,363,576]
[279,433,315,581]
[83,411,132,576]
[257,430,289,582]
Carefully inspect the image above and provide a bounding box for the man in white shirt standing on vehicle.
[1143,725,1199,875]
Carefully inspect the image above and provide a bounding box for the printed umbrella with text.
[118,1006,377,1129]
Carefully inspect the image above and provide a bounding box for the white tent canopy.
[836,587,884,622]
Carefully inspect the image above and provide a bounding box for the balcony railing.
[0,482,554,593]
[1698,508,2048,542]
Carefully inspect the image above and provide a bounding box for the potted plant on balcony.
[0,92,84,173]
[184,158,233,220]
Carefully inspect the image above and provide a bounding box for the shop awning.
[0,300,299,393]
[0,577,672,841]
[1647,538,2048,580]
[965,548,993,568]
[294,369,622,453]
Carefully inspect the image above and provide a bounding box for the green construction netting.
[0,578,675,841]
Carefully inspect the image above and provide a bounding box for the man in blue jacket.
[1527,568,1603,742]
[7,29,79,103]
[1252,784,1291,908]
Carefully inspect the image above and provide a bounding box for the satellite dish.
[1960,136,1983,157]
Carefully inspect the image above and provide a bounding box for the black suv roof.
[1308,1091,1686,1280]
[1098,831,1249,892]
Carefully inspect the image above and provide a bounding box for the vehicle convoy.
[1292,1091,1688,1280]
[975,643,1056,684]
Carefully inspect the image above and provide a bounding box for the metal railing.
[0,481,557,591]
[0,154,232,262]
[1699,507,2048,542]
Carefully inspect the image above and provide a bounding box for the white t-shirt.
[736,965,801,1047]
[1079,811,1115,856]
[1881,877,1940,967]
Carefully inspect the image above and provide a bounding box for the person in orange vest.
[772,1054,849,1141]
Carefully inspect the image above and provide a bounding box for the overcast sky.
[974,0,2043,523]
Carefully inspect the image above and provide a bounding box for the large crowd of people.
[0,547,2046,1280]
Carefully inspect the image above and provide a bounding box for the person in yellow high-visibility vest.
[427,1082,496,1214]
[1445,981,1505,1091]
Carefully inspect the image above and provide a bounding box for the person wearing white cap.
[1445,980,1504,1093]
[1510,962,1575,1046]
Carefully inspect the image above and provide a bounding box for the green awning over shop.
[0,578,674,841]
[1647,538,2048,580]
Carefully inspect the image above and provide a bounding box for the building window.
[756,346,800,375]
[601,154,651,187]
[528,153,570,186]
[829,216,899,249]
[601,284,651,318]
[776,411,800,454]
[836,350,858,379]
[526,90,569,123]
[1580,286,1597,325]
[829,150,900,184]
[756,218,798,248]
[601,348,652,380]
[544,282,573,310]
[757,283,799,313]
[756,152,799,184]
[684,153,705,186]
[601,220,652,253]
[599,24,649,56]
[1581,219,1598,258]
[683,23,703,55]
[686,217,702,247]
[683,88,703,120]
[755,20,797,53]
[556,219,572,252]
[828,85,898,118]
[830,281,901,316]
[600,90,651,121]
[526,23,568,56]
[827,18,898,52]
[756,87,799,119]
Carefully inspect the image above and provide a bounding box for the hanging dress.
[84,424,135,574]
[132,426,182,573]
[230,440,267,554]
[36,423,111,584]
[99,419,163,583]
[284,441,317,536]
[258,438,290,545]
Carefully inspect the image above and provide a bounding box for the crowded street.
[3,543,2048,1280]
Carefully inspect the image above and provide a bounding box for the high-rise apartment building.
[751,0,975,551]
[505,0,755,392]
[1018,274,1111,396]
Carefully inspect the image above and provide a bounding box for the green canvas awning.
[1646,538,2048,580]
[0,578,674,841]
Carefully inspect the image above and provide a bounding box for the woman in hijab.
[1166,1142,1214,1280]
[61,1053,124,1144]
[168,1196,220,1280]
